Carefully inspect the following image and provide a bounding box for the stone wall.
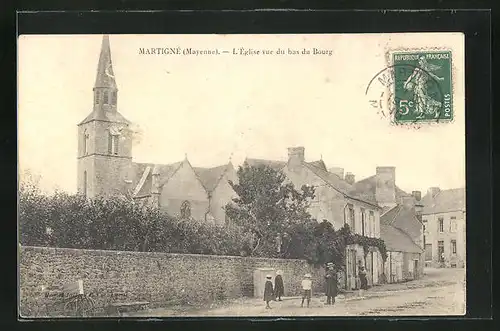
[19,246,324,317]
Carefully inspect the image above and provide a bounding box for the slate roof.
[244,158,287,171]
[131,161,183,198]
[193,164,231,193]
[245,157,378,207]
[350,175,411,203]
[78,110,131,126]
[381,204,423,250]
[132,161,234,198]
[380,223,423,254]
[421,188,465,215]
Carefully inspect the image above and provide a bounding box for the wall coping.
[19,246,310,264]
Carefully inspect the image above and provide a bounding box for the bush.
[18,184,249,256]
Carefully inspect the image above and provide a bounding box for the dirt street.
[133,267,465,317]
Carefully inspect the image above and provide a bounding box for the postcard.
[18,33,465,317]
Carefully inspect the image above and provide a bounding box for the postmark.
[366,50,453,126]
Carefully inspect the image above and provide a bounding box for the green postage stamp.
[392,51,453,123]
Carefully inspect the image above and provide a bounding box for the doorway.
[413,260,419,279]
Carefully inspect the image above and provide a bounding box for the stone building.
[77,35,237,224]
[351,167,425,282]
[420,187,466,268]
[246,147,384,290]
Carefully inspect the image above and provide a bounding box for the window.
[94,90,100,104]
[423,235,426,246]
[438,218,444,232]
[83,171,87,198]
[103,91,109,104]
[108,132,113,154]
[438,240,444,261]
[180,200,191,219]
[112,135,119,155]
[450,217,457,232]
[83,130,89,155]
[361,208,365,236]
[369,211,375,237]
[422,219,427,233]
[347,204,355,232]
[425,244,432,261]
[111,91,117,105]
[108,131,119,155]
[451,240,457,254]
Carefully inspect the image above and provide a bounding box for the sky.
[18,33,465,195]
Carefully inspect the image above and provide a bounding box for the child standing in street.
[301,273,312,308]
[263,274,275,309]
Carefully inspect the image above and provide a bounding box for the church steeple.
[93,35,118,113]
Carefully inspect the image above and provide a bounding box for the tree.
[225,163,315,257]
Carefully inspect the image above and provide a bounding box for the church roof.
[421,188,465,215]
[131,161,183,198]
[132,160,234,198]
[78,110,131,126]
[94,35,117,89]
[193,164,231,193]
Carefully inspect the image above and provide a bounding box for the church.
[77,35,238,224]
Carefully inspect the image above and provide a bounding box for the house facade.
[351,167,425,283]
[420,187,466,268]
[76,35,237,224]
[246,147,384,290]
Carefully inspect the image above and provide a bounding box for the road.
[134,268,465,317]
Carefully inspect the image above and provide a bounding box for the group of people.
[263,261,369,309]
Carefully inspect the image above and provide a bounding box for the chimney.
[401,195,415,208]
[329,167,345,179]
[427,187,441,198]
[345,172,355,185]
[287,146,305,172]
[411,190,421,201]
[375,166,396,207]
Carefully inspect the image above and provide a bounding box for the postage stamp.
[392,51,453,123]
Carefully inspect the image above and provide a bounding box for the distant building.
[351,167,425,283]
[246,147,384,290]
[420,187,466,268]
[76,35,237,224]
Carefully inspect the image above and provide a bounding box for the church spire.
[95,35,117,89]
[93,35,118,113]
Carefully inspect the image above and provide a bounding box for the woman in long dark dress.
[263,275,275,309]
[358,265,368,297]
[325,262,338,305]
[274,270,284,301]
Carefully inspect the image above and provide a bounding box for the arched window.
[108,130,119,155]
[83,170,87,198]
[180,200,191,219]
[83,130,89,155]
[103,91,109,104]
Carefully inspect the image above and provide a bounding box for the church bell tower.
[77,35,133,198]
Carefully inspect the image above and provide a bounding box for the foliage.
[18,175,248,256]
[19,167,388,265]
[225,163,315,258]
